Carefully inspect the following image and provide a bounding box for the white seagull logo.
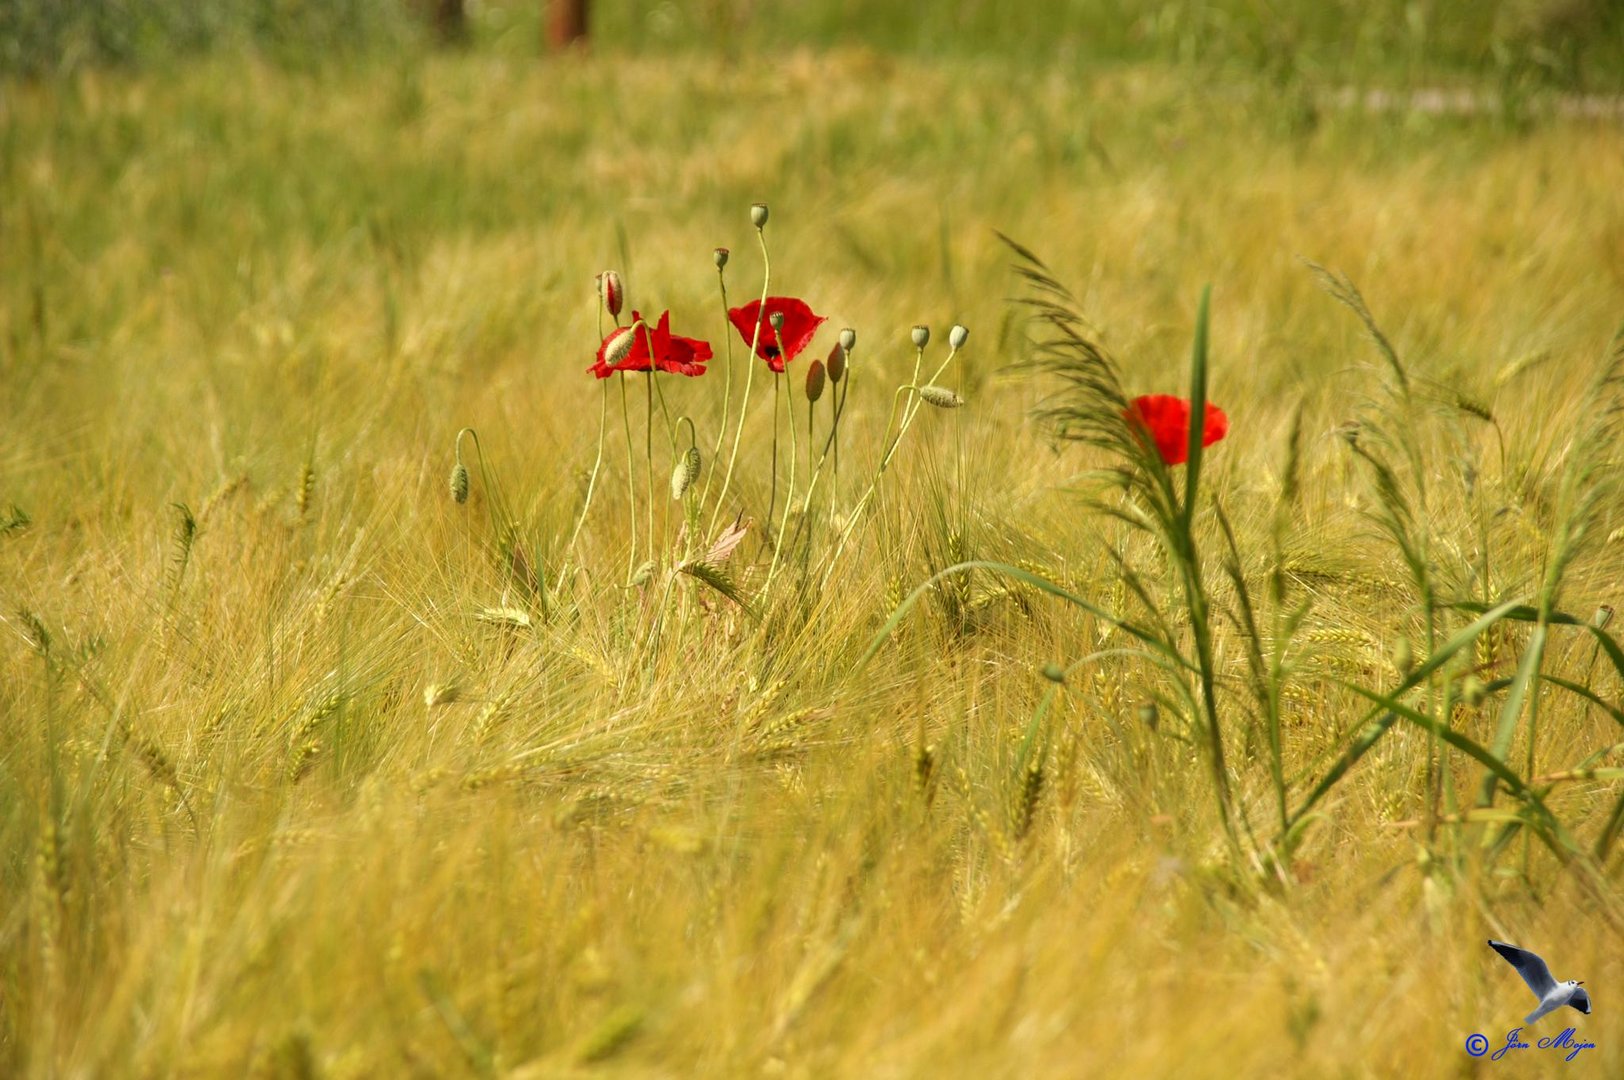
[1488,940,1593,1025]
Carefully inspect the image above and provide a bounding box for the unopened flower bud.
[630,560,655,587]
[918,385,963,409]
[671,445,702,500]
[911,325,930,348]
[949,324,968,350]
[1041,662,1065,684]
[825,341,846,383]
[602,322,641,367]
[1138,702,1159,731]
[449,463,470,504]
[838,327,856,352]
[713,247,729,270]
[598,271,623,318]
[750,203,769,229]
[1595,604,1615,630]
[805,359,826,403]
[1460,676,1488,708]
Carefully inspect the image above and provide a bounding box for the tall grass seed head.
[598,270,624,318]
[750,203,769,228]
[805,359,826,402]
[911,325,930,348]
[949,324,968,350]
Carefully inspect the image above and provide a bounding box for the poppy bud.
[825,341,846,383]
[1595,604,1615,630]
[1041,662,1065,684]
[630,560,655,587]
[805,359,826,403]
[449,462,470,504]
[769,310,785,336]
[602,321,642,367]
[598,271,624,318]
[911,325,930,348]
[713,247,729,270]
[839,327,856,352]
[750,203,769,229]
[918,386,963,409]
[949,324,968,350]
[1138,702,1159,731]
[671,445,702,500]
[1460,676,1488,708]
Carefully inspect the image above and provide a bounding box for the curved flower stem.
[765,370,798,596]
[645,373,655,561]
[699,263,733,512]
[766,373,781,533]
[709,226,771,536]
[553,378,609,593]
[619,373,637,579]
[832,369,846,490]
[818,346,960,592]
[806,391,816,501]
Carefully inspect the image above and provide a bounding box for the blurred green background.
[5,0,1624,90]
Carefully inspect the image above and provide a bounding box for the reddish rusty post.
[548,0,588,49]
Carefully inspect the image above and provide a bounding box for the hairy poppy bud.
[671,445,702,500]
[1041,662,1065,684]
[713,247,729,270]
[750,203,769,229]
[911,325,930,348]
[602,321,642,368]
[918,385,963,409]
[449,462,470,504]
[598,271,623,318]
[805,359,826,402]
[949,324,969,350]
[630,560,655,587]
[826,341,846,383]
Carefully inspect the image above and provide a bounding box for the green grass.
[3,24,1624,1078]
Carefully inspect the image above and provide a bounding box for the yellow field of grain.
[3,46,1623,1077]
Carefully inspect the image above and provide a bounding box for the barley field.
[3,3,1624,1076]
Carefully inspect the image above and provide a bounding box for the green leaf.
[1284,597,1527,832]
[1182,284,1212,533]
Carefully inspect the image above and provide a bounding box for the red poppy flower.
[727,297,825,373]
[589,310,712,379]
[1123,395,1228,465]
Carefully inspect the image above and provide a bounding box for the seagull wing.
[1489,940,1557,999]
[1487,941,1552,1000]
[1568,987,1592,1015]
